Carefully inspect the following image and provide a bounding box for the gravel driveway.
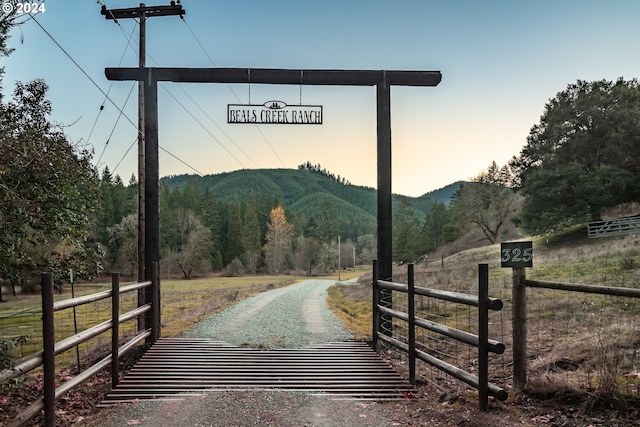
[80,279,404,427]
[181,279,354,348]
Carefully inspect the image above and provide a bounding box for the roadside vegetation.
[326,229,640,426]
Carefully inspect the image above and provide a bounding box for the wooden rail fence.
[5,266,159,427]
[510,267,640,389]
[588,214,640,238]
[372,261,508,410]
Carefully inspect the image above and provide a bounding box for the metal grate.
[99,338,414,406]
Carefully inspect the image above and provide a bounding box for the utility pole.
[338,235,341,281]
[101,2,185,334]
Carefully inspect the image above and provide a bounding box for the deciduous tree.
[451,161,520,244]
[170,209,213,279]
[515,78,640,233]
[263,206,293,275]
[0,79,100,286]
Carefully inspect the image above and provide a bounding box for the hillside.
[420,181,464,205]
[161,168,456,223]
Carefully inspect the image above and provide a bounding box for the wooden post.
[478,264,489,410]
[111,272,120,387]
[376,71,393,337]
[407,263,416,386]
[512,267,527,390]
[151,262,160,343]
[372,260,379,351]
[41,273,55,427]
[144,69,159,345]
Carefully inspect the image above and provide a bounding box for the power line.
[182,17,287,168]
[160,146,203,175]
[31,10,201,178]
[100,2,254,172]
[112,137,137,174]
[173,83,259,167]
[30,14,141,135]
[87,20,137,148]
[96,81,136,165]
[158,82,246,169]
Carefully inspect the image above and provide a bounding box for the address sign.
[228,101,322,125]
[500,241,533,268]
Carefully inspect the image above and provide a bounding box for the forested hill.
[161,168,459,224]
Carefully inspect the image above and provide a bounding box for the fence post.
[512,266,527,390]
[372,260,379,351]
[41,273,55,427]
[111,272,120,387]
[407,263,416,386]
[151,262,160,343]
[478,264,489,411]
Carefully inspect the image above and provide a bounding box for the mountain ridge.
[161,168,464,228]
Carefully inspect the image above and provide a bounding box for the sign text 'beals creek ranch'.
[227,101,323,125]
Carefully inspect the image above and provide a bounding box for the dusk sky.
[3,0,640,196]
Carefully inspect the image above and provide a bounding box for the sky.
[3,0,640,197]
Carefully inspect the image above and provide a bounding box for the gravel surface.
[80,390,401,427]
[181,279,354,348]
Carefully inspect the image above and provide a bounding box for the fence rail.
[588,214,640,238]
[372,261,507,410]
[511,267,640,390]
[5,266,159,427]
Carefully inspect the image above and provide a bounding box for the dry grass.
[328,230,640,408]
[1,272,356,371]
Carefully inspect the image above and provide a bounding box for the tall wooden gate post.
[376,72,393,337]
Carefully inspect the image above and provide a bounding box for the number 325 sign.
[500,242,533,268]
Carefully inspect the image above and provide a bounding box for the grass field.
[0,269,366,371]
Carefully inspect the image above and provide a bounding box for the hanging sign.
[227,101,323,125]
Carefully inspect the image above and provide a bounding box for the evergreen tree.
[421,201,453,252]
[212,249,224,272]
[392,198,422,263]
[225,199,243,264]
[318,201,338,243]
[242,196,262,274]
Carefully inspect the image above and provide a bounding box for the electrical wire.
[30,14,141,136]
[182,17,287,168]
[158,82,246,169]
[33,8,201,177]
[112,137,137,174]
[100,2,254,173]
[96,81,136,166]
[173,83,259,167]
[87,18,136,160]
[87,19,137,148]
